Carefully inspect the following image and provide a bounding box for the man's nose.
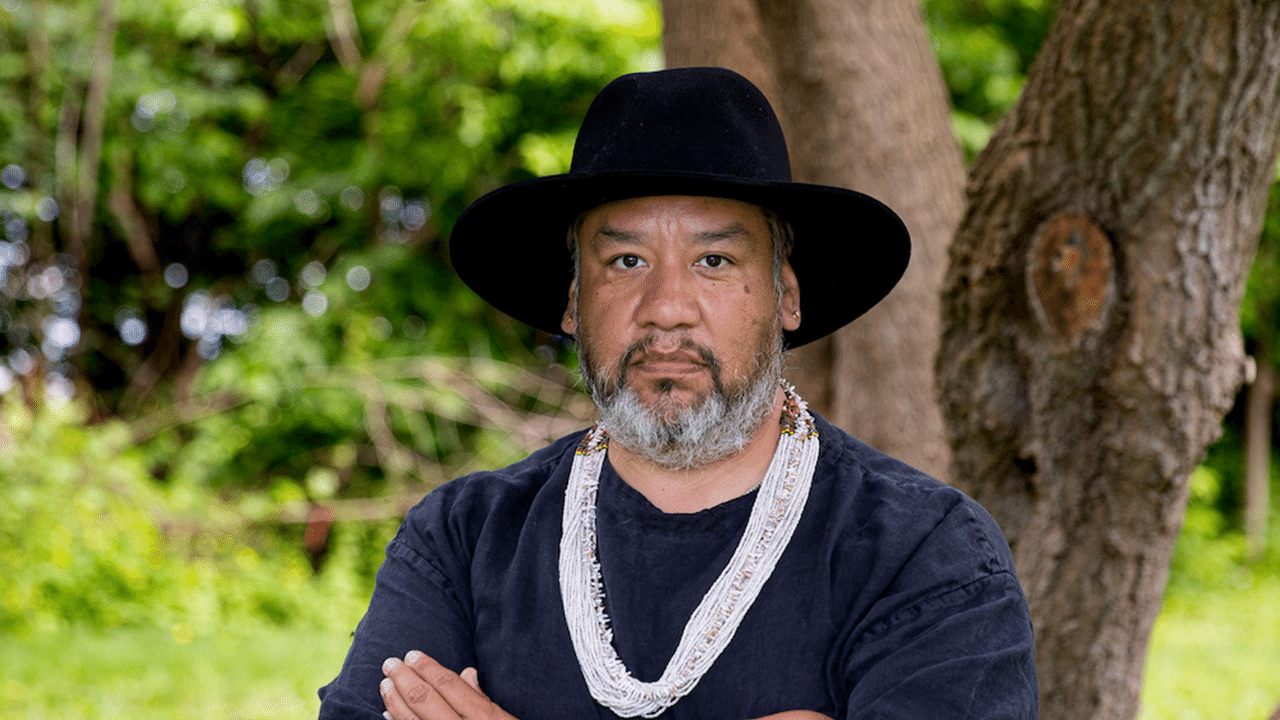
[635,260,700,330]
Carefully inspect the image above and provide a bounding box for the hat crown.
[570,67,792,182]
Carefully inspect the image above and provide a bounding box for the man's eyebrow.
[694,222,751,243]
[593,224,641,243]
[591,221,753,244]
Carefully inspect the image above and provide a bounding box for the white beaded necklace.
[559,384,820,718]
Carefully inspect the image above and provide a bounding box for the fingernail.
[382,657,400,673]
[380,678,393,695]
[383,713,393,720]
[404,650,422,665]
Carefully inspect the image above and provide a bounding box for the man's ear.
[561,278,578,335]
[780,262,801,332]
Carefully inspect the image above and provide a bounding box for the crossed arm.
[379,650,832,720]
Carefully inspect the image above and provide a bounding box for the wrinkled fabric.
[318,415,1038,720]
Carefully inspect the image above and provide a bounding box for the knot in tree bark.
[1027,213,1114,344]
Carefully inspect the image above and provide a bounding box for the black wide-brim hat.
[449,66,910,349]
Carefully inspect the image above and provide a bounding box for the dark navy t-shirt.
[318,415,1038,719]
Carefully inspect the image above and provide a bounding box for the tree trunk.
[1245,353,1273,562]
[662,0,960,481]
[937,2,1280,719]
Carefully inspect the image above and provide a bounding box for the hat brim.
[448,170,910,349]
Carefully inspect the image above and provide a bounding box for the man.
[319,67,1038,720]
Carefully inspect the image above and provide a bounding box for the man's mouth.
[631,351,708,372]
[615,340,718,388]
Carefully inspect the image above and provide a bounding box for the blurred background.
[0,0,1276,717]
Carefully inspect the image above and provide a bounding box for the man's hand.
[379,651,831,720]
[381,651,518,720]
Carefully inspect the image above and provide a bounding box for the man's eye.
[612,254,643,269]
[699,255,728,268]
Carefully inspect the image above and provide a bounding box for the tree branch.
[117,296,183,412]
[55,81,82,251]
[277,40,325,89]
[107,149,161,275]
[355,2,421,108]
[71,0,118,275]
[24,0,55,258]
[324,0,364,75]
[357,374,444,487]
[129,391,249,443]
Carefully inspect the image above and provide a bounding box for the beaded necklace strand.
[559,383,820,718]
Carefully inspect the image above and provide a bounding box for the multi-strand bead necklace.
[558,384,820,718]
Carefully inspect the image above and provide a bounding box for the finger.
[380,674,412,720]
[383,656,457,720]
[403,651,492,717]
[460,667,487,699]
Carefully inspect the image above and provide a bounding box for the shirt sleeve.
[841,498,1039,720]
[317,493,478,720]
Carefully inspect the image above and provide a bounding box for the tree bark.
[663,0,960,481]
[937,2,1280,719]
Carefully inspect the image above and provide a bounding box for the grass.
[2,516,1278,720]
[1139,574,1280,720]
[2,578,1278,719]
[0,622,353,720]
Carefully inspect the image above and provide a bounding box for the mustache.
[614,336,725,397]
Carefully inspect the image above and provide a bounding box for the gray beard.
[577,331,784,471]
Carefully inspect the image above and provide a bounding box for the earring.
[793,310,801,319]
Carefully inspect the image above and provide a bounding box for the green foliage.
[1,4,1279,718]
[0,0,659,415]
[923,0,1058,160]
[0,402,170,631]
[1194,182,1280,547]
[1241,181,1280,351]
[149,257,590,501]
[1167,459,1280,593]
[0,394,385,637]
[0,0,640,577]
[0,286,589,637]
[0,0,647,649]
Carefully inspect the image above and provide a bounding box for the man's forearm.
[379,650,834,720]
